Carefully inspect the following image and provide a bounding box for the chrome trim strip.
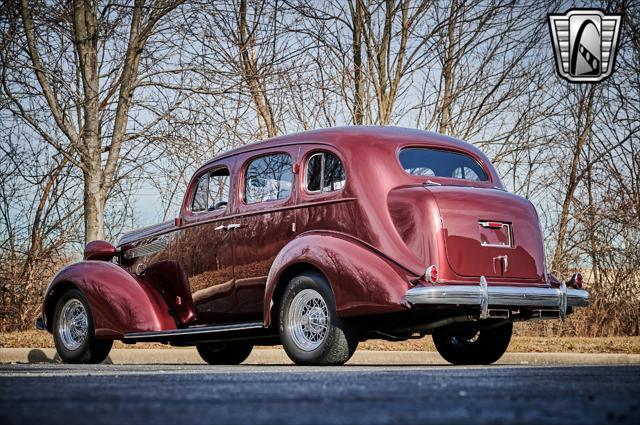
[123,321,265,341]
[119,220,174,246]
[123,237,168,259]
[405,281,589,310]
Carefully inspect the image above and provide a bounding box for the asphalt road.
[1,364,638,425]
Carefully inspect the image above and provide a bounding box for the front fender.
[264,231,417,326]
[43,261,177,338]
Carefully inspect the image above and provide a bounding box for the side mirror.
[174,216,183,227]
[84,240,118,261]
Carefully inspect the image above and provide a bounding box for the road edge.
[1,348,639,365]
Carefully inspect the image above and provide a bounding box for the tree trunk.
[351,0,365,125]
[83,167,105,243]
[238,0,277,138]
[439,0,457,134]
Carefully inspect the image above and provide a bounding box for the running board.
[123,321,265,343]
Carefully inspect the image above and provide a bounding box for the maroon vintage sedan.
[37,126,589,365]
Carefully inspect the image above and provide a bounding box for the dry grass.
[361,336,640,354]
[2,330,639,354]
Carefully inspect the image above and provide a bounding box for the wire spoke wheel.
[58,299,88,351]
[287,289,329,351]
[53,289,113,364]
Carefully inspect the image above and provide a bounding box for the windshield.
[399,148,488,182]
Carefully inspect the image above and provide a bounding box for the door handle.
[215,223,242,231]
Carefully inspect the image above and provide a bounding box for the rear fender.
[264,232,416,326]
[43,261,177,339]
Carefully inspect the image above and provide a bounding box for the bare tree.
[1,0,187,243]
[0,0,638,336]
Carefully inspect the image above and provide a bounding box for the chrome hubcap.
[287,289,329,351]
[58,299,88,351]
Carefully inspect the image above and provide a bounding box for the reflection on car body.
[37,126,589,365]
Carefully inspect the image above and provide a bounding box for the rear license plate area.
[478,221,512,247]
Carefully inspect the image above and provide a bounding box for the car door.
[230,148,299,320]
[176,160,238,324]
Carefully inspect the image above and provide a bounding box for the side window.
[191,168,230,213]
[191,174,209,212]
[244,154,293,204]
[306,154,323,192]
[208,169,230,210]
[305,151,346,193]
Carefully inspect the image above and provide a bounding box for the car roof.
[199,126,482,170]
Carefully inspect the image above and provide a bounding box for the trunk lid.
[428,186,545,281]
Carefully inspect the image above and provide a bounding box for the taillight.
[425,265,438,284]
[571,272,583,289]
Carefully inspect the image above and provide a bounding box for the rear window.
[399,148,488,182]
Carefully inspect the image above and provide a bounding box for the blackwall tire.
[52,288,113,364]
[196,342,254,365]
[432,322,512,365]
[279,271,359,365]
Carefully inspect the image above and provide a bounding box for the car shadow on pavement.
[27,349,113,364]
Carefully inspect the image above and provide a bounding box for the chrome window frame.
[304,152,325,194]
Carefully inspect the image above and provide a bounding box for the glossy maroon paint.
[263,231,416,326]
[83,240,118,261]
[432,186,545,280]
[42,126,550,337]
[42,261,176,338]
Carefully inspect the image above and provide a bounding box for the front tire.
[196,342,253,365]
[53,288,112,364]
[433,322,512,365]
[279,271,359,365]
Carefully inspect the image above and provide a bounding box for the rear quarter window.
[305,151,346,193]
[399,148,488,182]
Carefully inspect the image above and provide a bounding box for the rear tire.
[196,342,253,365]
[433,322,512,365]
[53,288,113,364]
[279,271,359,365]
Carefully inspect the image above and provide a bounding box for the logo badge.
[548,9,622,83]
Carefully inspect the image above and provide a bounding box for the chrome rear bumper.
[405,276,589,319]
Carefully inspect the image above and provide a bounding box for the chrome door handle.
[215,223,241,231]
